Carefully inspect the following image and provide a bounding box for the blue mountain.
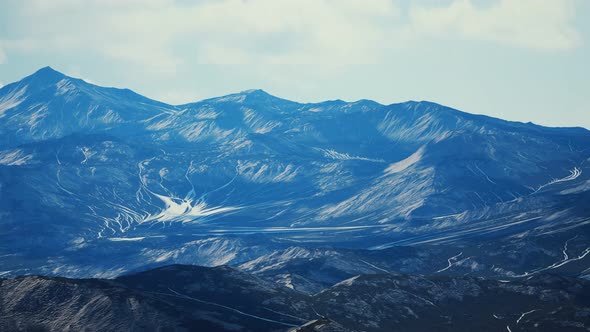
[1,67,589,279]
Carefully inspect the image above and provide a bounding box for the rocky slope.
[2,265,589,331]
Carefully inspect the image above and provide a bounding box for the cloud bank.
[0,0,582,71]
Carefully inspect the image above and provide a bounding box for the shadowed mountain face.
[2,264,590,332]
[0,67,590,282]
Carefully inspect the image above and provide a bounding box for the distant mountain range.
[1,67,590,331]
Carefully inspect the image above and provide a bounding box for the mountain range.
[3,264,590,331]
[1,67,590,331]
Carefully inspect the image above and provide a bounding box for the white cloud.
[1,0,400,68]
[0,43,6,64]
[0,0,583,72]
[409,0,581,51]
[101,0,401,65]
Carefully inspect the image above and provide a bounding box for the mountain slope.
[2,265,590,332]
[0,67,589,279]
[0,67,176,147]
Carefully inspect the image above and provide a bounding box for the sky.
[0,0,588,128]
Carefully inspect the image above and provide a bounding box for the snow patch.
[0,149,33,166]
[55,78,76,96]
[533,167,582,193]
[317,148,385,163]
[100,109,122,123]
[0,85,27,117]
[384,146,425,175]
[108,237,146,242]
[178,121,234,142]
[25,104,49,130]
[145,193,240,223]
[214,94,246,103]
[237,161,299,183]
[334,275,360,287]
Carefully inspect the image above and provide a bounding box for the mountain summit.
[26,66,66,83]
[0,67,176,146]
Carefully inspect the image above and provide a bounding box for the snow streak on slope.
[141,238,250,266]
[516,309,539,325]
[237,161,299,183]
[166,288,298,327]
[436,252,463,273]
[137,159,240,223]
[0,149,33,166]
[384,146,425,175]
[317,148,385,163]
[320,153,434,220]
[146,193,240,223]
[0,85,27,117]
[514,236,590,277]
[532,167,582,193]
